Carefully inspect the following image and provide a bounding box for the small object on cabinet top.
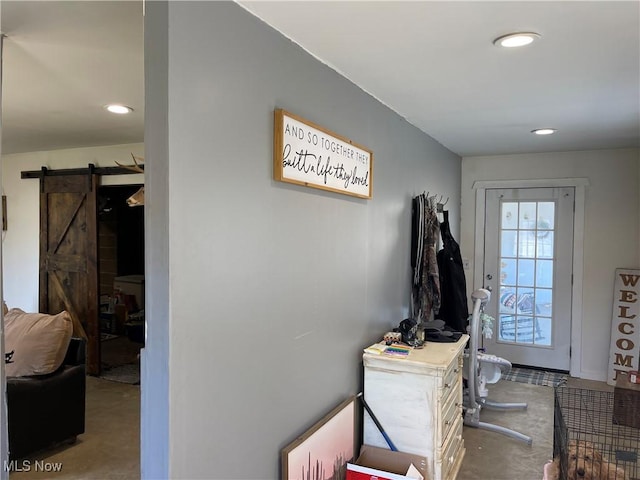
[383,331,402,344]
[364,344,387,355]
[384,345,411,356]
[363,343,412,357]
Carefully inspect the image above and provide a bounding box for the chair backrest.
[64,337,87,366]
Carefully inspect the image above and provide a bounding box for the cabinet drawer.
[440,381,462,445]
[441,417,464,480]
[441,365,461,407]
[440,354,463,400]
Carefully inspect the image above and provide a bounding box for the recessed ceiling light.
[493,32,541,48]
[531,128,557,135]
[105,104,133,114]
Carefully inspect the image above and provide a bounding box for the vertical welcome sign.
[273,109,373,199]
[608,268,640,385]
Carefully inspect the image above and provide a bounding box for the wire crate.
[554,386,639,480]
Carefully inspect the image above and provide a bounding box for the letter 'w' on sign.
[620,274,640,287]
[115,153,145,207]
[608,268,640,386]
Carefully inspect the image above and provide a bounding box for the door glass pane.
[536,232,554,258]
[498,199,557,347]
[536,260,554,288]
[499,287,517,314]
[515,289,535,314]
[501,203,518,229]
[518,202,536,229]
[515,316,535,344]
[518,230,536,257]
[535,318,552,346]
[518,259,535,286]
[535,288,553,316]
[499,315,516,341]
[501,231,518,257]
[538,202,555,228]
[500,258,517,285]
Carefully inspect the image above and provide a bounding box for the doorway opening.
[98,185,145,379]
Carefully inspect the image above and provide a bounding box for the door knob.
[486,274,493,280]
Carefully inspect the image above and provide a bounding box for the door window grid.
[498,201,555,347]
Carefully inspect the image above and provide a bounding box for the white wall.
[1,143,144,311]
[461,148,640,380]
[144,2,461,478]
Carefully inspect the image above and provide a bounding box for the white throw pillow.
[4,308,73,377]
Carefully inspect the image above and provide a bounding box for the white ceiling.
[2,1,639,158]
[1,1,144,155]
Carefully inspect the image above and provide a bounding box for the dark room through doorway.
[98,184,145,378]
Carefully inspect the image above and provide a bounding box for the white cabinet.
[363,335,468,480]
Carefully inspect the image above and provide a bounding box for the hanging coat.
[411,194,440,322]
[436,217,468,333]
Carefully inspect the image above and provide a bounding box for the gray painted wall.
[141,2,169,479]
[144,2,461,478]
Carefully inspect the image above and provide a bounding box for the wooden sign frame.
[274,109,373,199]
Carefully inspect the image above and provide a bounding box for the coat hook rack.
[436,196,449,213]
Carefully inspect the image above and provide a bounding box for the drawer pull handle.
[444,383,450,388]
[454,368,459,373]
[445,420,450,426]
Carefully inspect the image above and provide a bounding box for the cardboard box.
[347,445,428,480]
[114,275,144,311]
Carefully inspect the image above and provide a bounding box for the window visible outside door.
[483,187,575,371]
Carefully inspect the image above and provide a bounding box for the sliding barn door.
[40,173,99,375]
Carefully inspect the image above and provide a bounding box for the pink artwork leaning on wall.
[281,396,356,480]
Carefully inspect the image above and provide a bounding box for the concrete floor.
[459,376,613,480]
[459,380,554,480]
[8,375,612,480]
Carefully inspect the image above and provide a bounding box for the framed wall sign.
[607,268,640,386]
[274,109,373,199]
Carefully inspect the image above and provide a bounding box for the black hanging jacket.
[436,217,469,333]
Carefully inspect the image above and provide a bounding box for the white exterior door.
[483,187,574,371]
